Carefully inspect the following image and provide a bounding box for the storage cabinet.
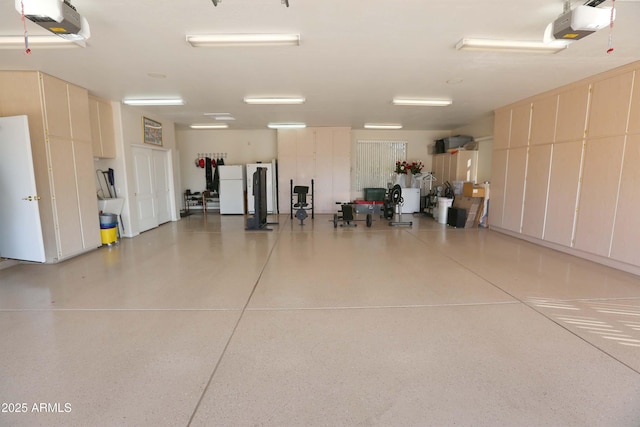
[431,151,479,185]
[89,96,116,158]
[277,127,351,214]
[491,61,640,274]
[0,71,100,262]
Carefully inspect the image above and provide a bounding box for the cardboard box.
[463,182,485,198]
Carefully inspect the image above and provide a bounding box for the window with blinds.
[353,140,407,191]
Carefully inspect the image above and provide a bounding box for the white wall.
[350,129,450,199]
[176,129,277,197]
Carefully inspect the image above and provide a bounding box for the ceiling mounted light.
[267,123,306,129]
[244,96,305,105]
[364,123,403,130]
[190,123,229,129]
[122,98,185,106]
[186,34,300,47]
[0,35,83,49]
[456,38,569,54]
[393,98,453,107]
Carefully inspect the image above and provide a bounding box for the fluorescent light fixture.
[186,34,300,47]
[122,98,185,106]
[267,123,306,129]
[204,113,235,121]
[456,38,569,54]
[393,98,452,107]
[364,123,403,130]
[244,96,305,105]
[0,35,83,49]
[190,123,229,129]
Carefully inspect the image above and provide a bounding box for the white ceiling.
[1,0,639,131]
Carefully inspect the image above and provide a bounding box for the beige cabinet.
[492,61,640,273]
[277,127,351,214]
[521,145,552,239]
[610,134,640,264]
[556,84,590,143]
[588,72,634,139]
[530,95,558,145]
[493,110,511,150]
[0,71,100,262]
[543,140,583,247]
[510,103,532,148]
[573,136,625,257]
[431,151,479,184]
[89,96,116,158]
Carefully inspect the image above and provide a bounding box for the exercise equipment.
[332,202,372,228]
[246,167,278,231]
[290,179,314,225]
[383,184,413,227]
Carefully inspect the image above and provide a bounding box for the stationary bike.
[382,184,413,227]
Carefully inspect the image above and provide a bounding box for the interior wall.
[176,129,277,195]
[96,103,180,237]
[350,130,450,198]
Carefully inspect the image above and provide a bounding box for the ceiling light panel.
[244,97,306,105]
[456,38,568,54]
[122,99,185,106]
[364,123,403,130]
[0,35,83,49]
[190,123,229,129]
[186,34,300,47]
[393,98,453,106]
[267,123,306,129]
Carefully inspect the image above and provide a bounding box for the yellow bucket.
[100,227,118,245]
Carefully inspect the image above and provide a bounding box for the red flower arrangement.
[395,161,409,174]
[409,161,424,175]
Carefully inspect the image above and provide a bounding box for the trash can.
[437,197,453,224]
[99,213,118,245]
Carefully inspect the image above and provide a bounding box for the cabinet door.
[89,97,103,156]
[588,71,633,139]
[454,151,477,182]
[488,149,508,228]
[543,141,583,247]
[573,136,625,256]
[610,134,640,264]
[628,70,640,135]
[331,128,351,206]
[556,84,590,143]
[98,100,116,158]
[493,109,511,150]
[502,147,527,233]
[442,154,451,183]
[530,95,558,145]
[73,141,101,249]
[40,74,71,140]
[522,145,552,239]
[314,128,334,212]
[433,154,445,186]
[48,136,83,258]
[67,84,91,143]
[510,103,531,148]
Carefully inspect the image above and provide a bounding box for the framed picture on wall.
[143,117,163,146]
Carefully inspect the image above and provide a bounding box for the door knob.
[22,196,41,201]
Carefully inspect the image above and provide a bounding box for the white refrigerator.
[218,165,245,214]
[246,160,277,214]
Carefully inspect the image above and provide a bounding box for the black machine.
[290,179,314,225]
[333,202,372,228]
[382,185,413,227]
[246,167,276,231]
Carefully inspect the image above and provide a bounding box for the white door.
[153,150,171,224]
[132,147,158,232]
[0,116,46,262]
